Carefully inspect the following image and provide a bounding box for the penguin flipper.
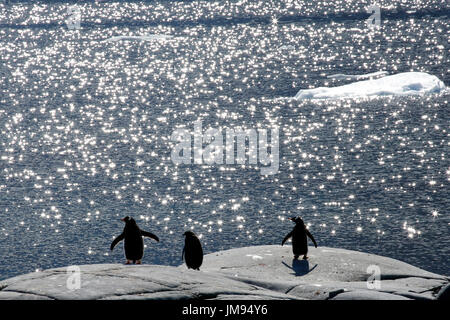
[306,229,318,248]
[282,231,293,246]
[182,246,185,262]
[141,230,159,242]
[110,233,125,250]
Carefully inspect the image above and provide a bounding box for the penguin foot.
[136,260,142,264]
[125,260,132,264]
[303,255,308,260]
[294,255,299,260]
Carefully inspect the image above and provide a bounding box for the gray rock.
[437,283,450,300]
[199,245,448,300]
[0,245,447,300]
[330,290,411,300]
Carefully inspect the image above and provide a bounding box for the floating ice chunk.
[295,72,446,100]
[279,45,296,51]
[102,34,175,42]
[327,71,388,81]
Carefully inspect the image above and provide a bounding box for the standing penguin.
[110,216,159,264]
[182,231,203,270]
[281,216,317,260]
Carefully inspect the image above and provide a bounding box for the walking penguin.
[110,216,159,264]
[281,216,317,260]
[182,231,203,270]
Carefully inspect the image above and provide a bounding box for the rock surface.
[0,246,447,300]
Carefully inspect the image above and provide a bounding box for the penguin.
[110,216,159,264]
[182,231,203,270]
[281,216,317,260]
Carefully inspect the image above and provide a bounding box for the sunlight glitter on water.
[0,0,448,279]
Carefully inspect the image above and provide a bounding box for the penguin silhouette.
[281,216,317,260]
[110,216,159,264]
[182,231,203,270]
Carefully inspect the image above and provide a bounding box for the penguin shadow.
[282,259,317,277]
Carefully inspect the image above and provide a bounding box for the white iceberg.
[295,72,446,100]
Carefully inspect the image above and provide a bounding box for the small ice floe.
[245,254,263,260]
[279,44,296,51]
[326,71,388,81]
[294,72,446,100]
[102,34,175,42]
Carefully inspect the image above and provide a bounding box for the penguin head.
[289,216,304,226]
[121,216,130,222]
[183,231,197,238]
[121,216,137,226]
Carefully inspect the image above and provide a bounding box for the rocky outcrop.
[0,246,447,300]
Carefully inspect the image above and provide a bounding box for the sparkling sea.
[0,0,448,280]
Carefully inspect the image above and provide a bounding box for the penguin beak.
[120,218,126,222]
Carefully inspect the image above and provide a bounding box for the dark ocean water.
[0,0,448,280]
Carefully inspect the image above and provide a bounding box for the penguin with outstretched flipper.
[182,231,203,270]
[110,216,159,264]
[282,216,317,260]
